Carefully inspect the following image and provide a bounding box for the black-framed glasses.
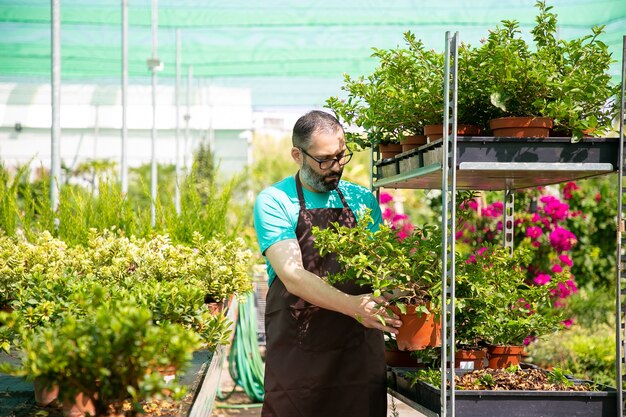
[299,147,353,170]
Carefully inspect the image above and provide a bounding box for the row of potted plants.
[326,0,620,154]
[313,209,568,368]
[0,230,254,416]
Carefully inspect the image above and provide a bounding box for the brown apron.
[262,173,386,417]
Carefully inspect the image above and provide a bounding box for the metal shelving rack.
[375,34,626,417]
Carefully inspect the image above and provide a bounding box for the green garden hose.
[218,291,265,405]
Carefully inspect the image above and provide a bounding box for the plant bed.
[0,349,217,417]
[389,366,617,417]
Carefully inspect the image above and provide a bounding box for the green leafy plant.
[547,367,574,387]
[313,210,442,316]
[326,31,444,150]
[408,369,442,388]
[457,245,567,347]
[473,0,619,140]
[1,300,201,416]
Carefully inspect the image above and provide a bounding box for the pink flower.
[526,226,542,239]
[549,227,577,252]
[482,201,504,218]
[595,193,601,203]
[476,247,488,256]
[559,254,573,267]
[397,230,409,241]
[523,336,537,346]
[540,195,569,222]
[562,182,579,200]
[382,207,394,221]
[379,192,393,204]
[531,241,541,248]
[392,213,409,223]
[556,282,573,298]
[566,279,578,294]
[531,213,541,223]
[551,264,563,273]
[562,318,574,328]
[466,255,476,264]
[534,273,551,285]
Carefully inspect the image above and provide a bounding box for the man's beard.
[300,162,343,192]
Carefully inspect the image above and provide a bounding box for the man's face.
[298,129,347,193]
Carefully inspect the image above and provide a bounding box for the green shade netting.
[1,0,625,107]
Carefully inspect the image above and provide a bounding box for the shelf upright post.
[617,34,626,417]
[503,190,515,256]
[441,30,459,417]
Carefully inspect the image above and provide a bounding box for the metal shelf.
[373,137,619,191]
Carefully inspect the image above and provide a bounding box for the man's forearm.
[265,239,401,333]
[281,266,356,315]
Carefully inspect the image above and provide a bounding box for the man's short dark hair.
[292,110,344,149]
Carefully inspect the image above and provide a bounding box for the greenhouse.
[1,1,626,417]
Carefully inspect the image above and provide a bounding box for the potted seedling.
[458,245,567,368]
[313,210,442,351]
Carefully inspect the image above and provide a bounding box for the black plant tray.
[388,366,617,417]
[374,137,619,191]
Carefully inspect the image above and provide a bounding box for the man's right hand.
[350,294,403,334]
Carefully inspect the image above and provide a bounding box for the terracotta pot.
[423,124,481,141]
[486,345,524,369]
[455,348,487,370]
[204,294,225,315]
[384,348,417,367]
[550,127,596,138]
[33,378,59,406]
[62,392,96,417]
[400,135,428,152]
[390,305,441,351]
[489,117,553,138]
[379,143,402,159]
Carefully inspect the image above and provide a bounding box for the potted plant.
[2,300,201,416]
[471,0,619,140]
[313,210,442,350]
[458,245,567,368]
[326,32,444,157]
[326,30,488,160]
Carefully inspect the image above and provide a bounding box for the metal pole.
[615,33,626,417]
[50,0,61,213]
[441,30,451,417]
[121,0,128,195]
[175,28,181,214]
[149,0,159,227]
[184,65,192,170]
[448,30,459,417]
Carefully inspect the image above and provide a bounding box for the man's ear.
[291,147,303,165]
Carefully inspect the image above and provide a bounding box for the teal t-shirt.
[253,175,382,286]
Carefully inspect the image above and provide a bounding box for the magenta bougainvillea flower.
[379,192,393,205]
[540,195,569,223]
[562,182,579,200]
[559,254,573,267]
[549,227,577,252]
[534,273,551,285]
[526,226,543,239]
